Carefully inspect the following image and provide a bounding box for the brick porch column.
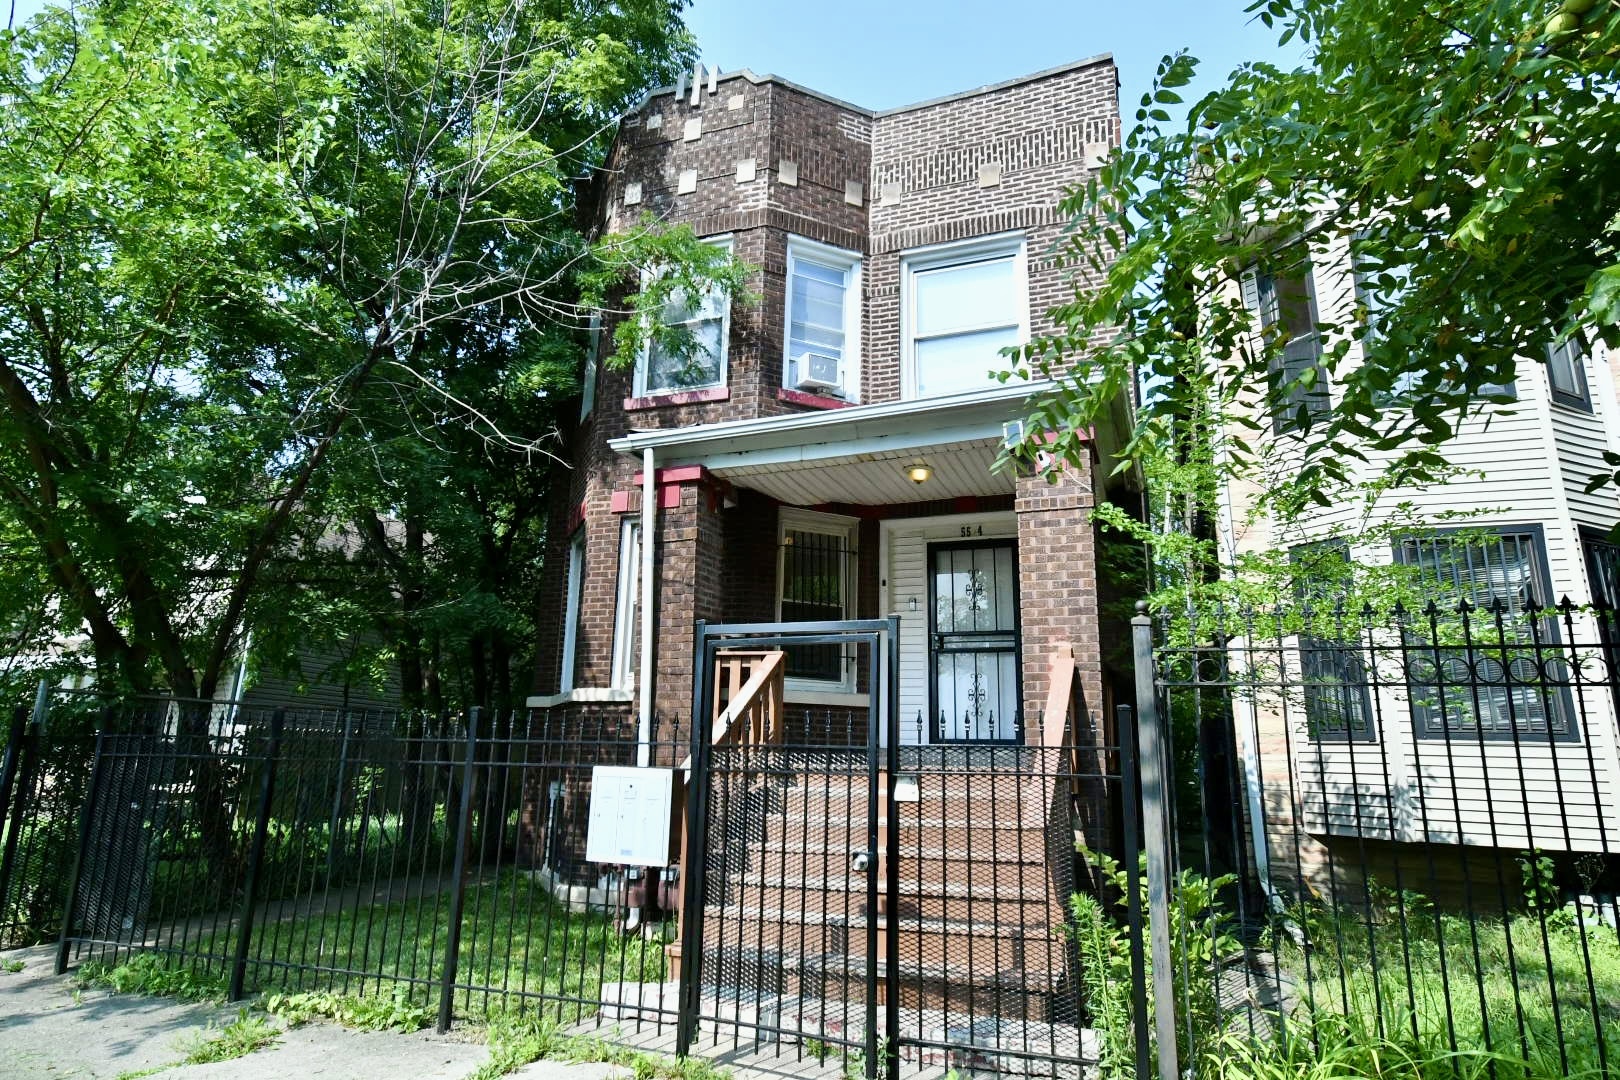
[651,478,728,760]
[1015,461,1104,737]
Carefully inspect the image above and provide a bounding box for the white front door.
[882,513,1017,745]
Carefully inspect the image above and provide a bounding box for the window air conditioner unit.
[795,352,841,393]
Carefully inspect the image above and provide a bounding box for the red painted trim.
[953,496,980,514]
[566,499,588,533]
[610,490,636,514]
[632,465,707,486]
[658,486,681,509]
[775,387,855,410]
[622,386,731,410]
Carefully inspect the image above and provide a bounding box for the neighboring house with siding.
[1218,228,1620,898]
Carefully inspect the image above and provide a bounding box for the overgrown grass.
[1200,1011,1577,1080]
[79,869,667,1028]
[107,1007,281,1080]
[1275,897,1620,1077]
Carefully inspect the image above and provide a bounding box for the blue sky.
[9,0,1301,121]
[684,0,1299,120]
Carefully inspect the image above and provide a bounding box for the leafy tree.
[0,0,729,702]
[1014,0,1620,538]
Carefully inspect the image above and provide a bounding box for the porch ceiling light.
[904,461,933,485]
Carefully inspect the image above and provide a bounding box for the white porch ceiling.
[608,381,1046,507]
[714,437,1010,506]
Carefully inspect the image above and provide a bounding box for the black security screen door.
[929,539,1020,742]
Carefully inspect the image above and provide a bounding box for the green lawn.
[88,868,669,1026]
[1276,899,1620,1076]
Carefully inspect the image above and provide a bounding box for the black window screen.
[1395,528,1574,741]
[1292,543,1375,742]
[780,527,852,681]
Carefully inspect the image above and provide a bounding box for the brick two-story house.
[515,58,1140,1064]
[529,56,1133,767]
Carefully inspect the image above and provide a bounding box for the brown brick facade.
[531,57,1127,789]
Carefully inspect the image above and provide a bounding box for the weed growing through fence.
[260,988,434,1031]
[467,1011,734,1080]
[77,955,229,1002]
[1069,843,1237,1072]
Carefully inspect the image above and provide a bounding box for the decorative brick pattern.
[534,59,1125,761]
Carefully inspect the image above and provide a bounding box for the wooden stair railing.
[667,649,786,979]
[1034,642,1085,826]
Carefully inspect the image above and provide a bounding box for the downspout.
[638,447,656,768]
[625,447,658,935]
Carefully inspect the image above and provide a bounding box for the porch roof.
[607,381,1054,505]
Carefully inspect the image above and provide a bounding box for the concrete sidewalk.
[0,945,625,1080]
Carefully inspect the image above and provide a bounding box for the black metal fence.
[1141,600,1620,1079]
[1,667,1134,1077]
[0,694,685,1035]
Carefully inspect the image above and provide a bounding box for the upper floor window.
[902,234,1027,400]
[634,236,732,397]
[1350,243,1516,406]
[580,313,601,419]
[1546,337,1591,411]
[1249,264,1330,434]
[784,237,861,401]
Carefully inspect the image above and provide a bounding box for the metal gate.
[678,619,899,1077]
[677,619,1143,1079]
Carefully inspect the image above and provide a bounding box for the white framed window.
[776,509,858,691]
[784,237,861,401]
[609,519,641,690]
[580,313,600,419]
[634,236,732,397]
[559,529,586,692]
[901,233,1027,400]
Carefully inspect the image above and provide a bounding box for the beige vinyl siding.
[1225,237,1620,857]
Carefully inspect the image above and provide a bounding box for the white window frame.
[579,313,600,419]
[559,529,586,692]
[899,232,1029,401]
[609,519,641,690]
[633,235,733,398]
[776,508,859,694]
[783,236,862,402]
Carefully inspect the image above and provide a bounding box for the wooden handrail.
[1031,642,1083,825]
[708,649,787,750]
[669,648,786,979]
